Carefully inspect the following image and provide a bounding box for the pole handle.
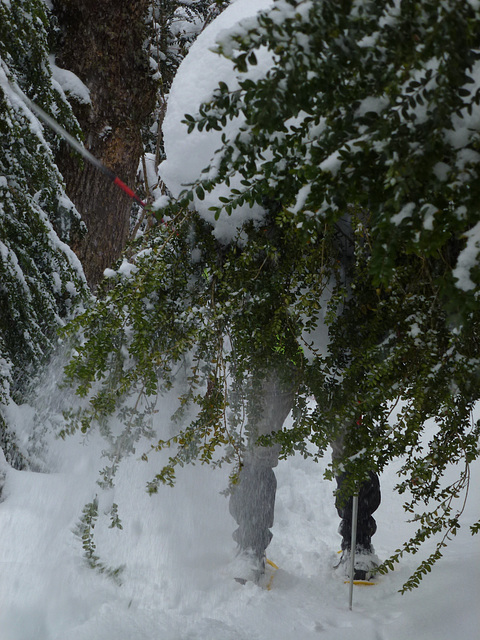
[113,177,146,208]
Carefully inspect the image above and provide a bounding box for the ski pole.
[9,81,147,208]
[348,492,359,611]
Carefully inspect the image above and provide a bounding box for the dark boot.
[335,471,381,580]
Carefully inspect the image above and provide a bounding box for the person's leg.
[229,463,277,568]
[335,471,380,552]
[229,371,293,578]
[331,435,381,580]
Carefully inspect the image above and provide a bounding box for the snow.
[378,0,402,28]
[421,203,437,231]
[152,194,170,211]
[391,202,415,225]
[0,239,31,297]
[0,387,478,640]
[170,8,203,39]
[444,59,480,152]
[0,63,45,141]
[452,221,480,291]
[319,150,343,177]
[433,161,450,181]
[292,183,312,214]
[49,56,91,105]
[354,96,389,118]
[117,259,138,278]
[159,0,274,242]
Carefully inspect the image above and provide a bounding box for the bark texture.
[53,0,156,286]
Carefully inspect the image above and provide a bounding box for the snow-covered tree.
[0,0,88,463]
[51,0,228,287]
[62,0,480,589]
[51,0,158,287]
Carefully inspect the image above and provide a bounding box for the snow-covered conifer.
[0,0,88,460]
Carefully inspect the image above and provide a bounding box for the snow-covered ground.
[0,385,478,640]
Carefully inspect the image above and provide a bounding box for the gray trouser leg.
[229,464,277,558]
[229,373,294,560]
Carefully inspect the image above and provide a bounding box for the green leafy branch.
[73,497,125,584]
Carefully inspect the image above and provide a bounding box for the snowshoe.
[234,553,278,590]
[335,547,380,585]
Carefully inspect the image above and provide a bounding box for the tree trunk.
[53,0,156,287]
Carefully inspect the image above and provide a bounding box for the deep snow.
[0,390,478,640]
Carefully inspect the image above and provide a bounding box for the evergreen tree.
[62,0,480,589]
[0,0,88,463]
